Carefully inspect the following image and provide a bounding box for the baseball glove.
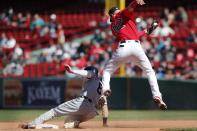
[96,96,106,109]
[147,20,159,35]
[103,90,112,97]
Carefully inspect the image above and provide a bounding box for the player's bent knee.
[145,68,155,75]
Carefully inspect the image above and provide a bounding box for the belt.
[120,40,140,43]
[119,40,140,47]
[80,96,92,103]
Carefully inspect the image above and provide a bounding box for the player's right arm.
[123,0,145,19]
[126,0,145,12]
[64,64,93,78]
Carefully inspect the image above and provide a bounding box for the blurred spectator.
[187,48,195,61]
[30,14,45,31]
[160,8,170,21]
[0,12,7,25]
[48,14,58,39]
[167,10,176,25]
[57,24,65,44]
[0,8,15,26]
[186,30,197,43]
[91,29,102,43]
[0,33,8,47]
[74,54,87,69]
[2,35,16,49]
[77,42,88,56]
[39,26,49,37]
[54,44,64,61]
[165,69,175,79]
[175,53,184,67]
[3,62,23,76]
[141,36,151,52]
[176,6,188,23]
[191,59,197,79]
[182,60,195,79]
[98,14,110,28]
[156,38,165,51]
[7,8,14,24]
[156,67,165,79]
[24,12,32,27]
[165,47,175,62]
[38,52,47,63]
[153,20,175,37]
[12,44,23,61]
[16,12,26,27]
[165,63,176,79]
[11,12,26,27]
[136,17,147,31]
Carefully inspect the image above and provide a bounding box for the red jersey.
[111,1,145,41]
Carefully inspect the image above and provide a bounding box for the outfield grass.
[107,110,197,120]
[161,128,197,131]
[0,110,197,122]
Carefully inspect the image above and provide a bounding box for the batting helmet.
[84,66,98,76]
[108,6,119,16]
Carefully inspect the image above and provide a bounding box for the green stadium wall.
[108,77,197,110]
[0,77,197,109]
[0,78,3,108]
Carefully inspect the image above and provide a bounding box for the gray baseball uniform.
[29,70,102,126]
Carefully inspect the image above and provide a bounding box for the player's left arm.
[138,30,146,38]
[64,64,93,78]
[137,20,159,38]
[146,20,159,35]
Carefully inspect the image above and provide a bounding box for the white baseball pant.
[102,40,162,98]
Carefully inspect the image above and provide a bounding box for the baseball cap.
[108,6,119,16]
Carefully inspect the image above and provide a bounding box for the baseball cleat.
[64,121,80,128]
[19,123,35,129]
[153,96,167,110]
[19,123,28,129]
[103,123,108,127]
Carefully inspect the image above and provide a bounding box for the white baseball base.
[34,124,59,129]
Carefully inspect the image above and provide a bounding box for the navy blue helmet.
[84,66,98,76]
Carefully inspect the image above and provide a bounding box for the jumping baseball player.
[101,0,167,110]
[19,65,109,129]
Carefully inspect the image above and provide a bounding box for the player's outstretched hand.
[136,0,145,5]
[64,64,73,73]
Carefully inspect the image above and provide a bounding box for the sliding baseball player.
[19,65,109,129]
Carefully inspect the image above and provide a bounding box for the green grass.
[103,110,197,120]
[0,109,47,122]
[161,128,197,131]
[0,110,197,122]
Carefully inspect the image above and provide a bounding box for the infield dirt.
[1,120,197,131]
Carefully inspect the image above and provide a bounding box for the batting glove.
[96,96,105,109]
